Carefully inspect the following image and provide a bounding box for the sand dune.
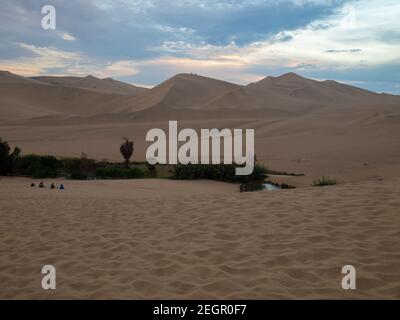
[0,177,399,299]
[0,71,47,85]
[117,73,241,114]
[1,70,400,299]
[0,71,150,120]
[0,83,129,119]
[2,70,399,121]
[31,75,147,95]
[1,70,400,184]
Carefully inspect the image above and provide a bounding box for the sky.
[0,0,399,93]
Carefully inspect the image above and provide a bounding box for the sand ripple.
[0,178,399,299]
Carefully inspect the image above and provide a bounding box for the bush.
[16,154,60,178]
[265,180,296,189]
[279,183,296,189]
[0,138,20,175]
[312,176,337,187]
[69,171,89,180]
[240,181,265,192]
[61,156,97,174]
[172,163,267,183]
[95,167,145,179]
[145,161,157,178]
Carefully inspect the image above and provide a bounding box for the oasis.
[146,121,255,175]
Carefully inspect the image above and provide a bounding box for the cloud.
[0,42,139,79]
[61,33,76,41]
[101,61,140,77]
[0,0,399,93]
[0,43,86,76]
[325,49,361,53]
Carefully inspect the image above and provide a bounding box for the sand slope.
[1,70,400,184]
[0,178,399,299]
[31,75,148,95]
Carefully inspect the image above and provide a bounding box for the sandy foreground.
[0,177,399,299]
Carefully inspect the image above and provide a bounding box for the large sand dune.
[31,75,148,95]
[1,70,400,184]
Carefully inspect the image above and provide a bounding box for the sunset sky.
[1,0,399,93]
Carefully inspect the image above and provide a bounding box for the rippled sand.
[0,177,399,299]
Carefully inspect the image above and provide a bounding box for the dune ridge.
[1,70,399,122]
[1,70,400,185]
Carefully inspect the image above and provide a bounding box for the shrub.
[16,154,60,178]
[240,181,265,192]
[145,161,157,178]
[172,163,267,183]
[312,176,337,187]
[0,138,20,175]
[61,156,97,174]
[95,167,145,179]
[279,183,296,189]
[69,171,89,180]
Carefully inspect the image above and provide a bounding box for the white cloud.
[61,32,76,41]
[0,43,140,79]
[0,43,86,76]
[101,61,140,77]
[2,0,398,88]
[153,0,400,72]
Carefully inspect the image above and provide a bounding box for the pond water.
[263,183,281,191]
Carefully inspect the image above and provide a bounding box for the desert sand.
[0,177,399,299]
[1,70,400,299]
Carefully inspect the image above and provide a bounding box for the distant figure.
[59,184,65,190]
[50,183,55,189]
[30,183,35,187]
[39,181,44,188]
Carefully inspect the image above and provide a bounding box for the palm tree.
[120,138,134,168]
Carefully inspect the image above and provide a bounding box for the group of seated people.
[30,182,65,190]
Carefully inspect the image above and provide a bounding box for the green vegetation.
[0,137,151,180]
[239,181,265,192]
[172,163,267,183]
[95,167,145,179]
[312,176,337,187]
[68,171,90,180]
[15,154,61,178]
[145,161,157,178]
[61,154,97,173]
[0,137,303,191]
[172,163,271,193]
[0,138,21,175]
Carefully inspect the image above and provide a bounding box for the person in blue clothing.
[59,184,65,190]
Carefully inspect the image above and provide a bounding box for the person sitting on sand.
[30,183,35,187]
[39,181,44,188]
[59,184,65,190]
[50,183,55,189]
